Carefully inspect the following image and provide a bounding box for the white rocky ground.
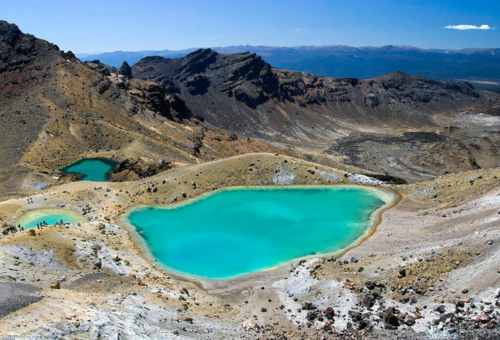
[0,154,498,339]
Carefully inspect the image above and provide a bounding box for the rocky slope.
[132,49,500,181]
[0,21,278,198]
[132,48,487,137]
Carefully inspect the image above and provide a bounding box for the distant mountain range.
[79,45,500,82]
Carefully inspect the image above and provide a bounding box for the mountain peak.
[181,48,218,74]
[0,20,61,73]
[0,20,22,45]
[138,56,166,63]
[185,48,216,58]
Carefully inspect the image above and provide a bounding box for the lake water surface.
[19,209,81,229]
[62,158,117,181]
[128,187,388,280]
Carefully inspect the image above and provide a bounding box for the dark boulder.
[435,305,447,314]
[361,292,379,309]
[382,307,401,329]
[323,307,335,320]
[306,310,320,322]
[302,302,316,310]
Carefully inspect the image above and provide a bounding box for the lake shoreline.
[16,208,84,229]
[61,158,118,182]
[120,184,400,289]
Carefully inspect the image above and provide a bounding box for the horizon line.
[76,44,500,56]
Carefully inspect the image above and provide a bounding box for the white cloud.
[445,24,492,31]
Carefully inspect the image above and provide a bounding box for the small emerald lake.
[62,158,117,181]
[127,187,390,280]
[18,209,82,229]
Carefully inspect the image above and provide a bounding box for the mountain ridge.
[130,47,500,181]
[79,45,500,81]
[132,48,485,137]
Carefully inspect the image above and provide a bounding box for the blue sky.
[3,0,499,53]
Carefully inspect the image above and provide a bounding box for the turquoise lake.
[20,212,80,229]
[62,158,117,181]
[128,187,387,280]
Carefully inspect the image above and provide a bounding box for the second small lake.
[18,209,82,229]
[62,158,117,181]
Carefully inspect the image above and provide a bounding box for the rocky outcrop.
[110,158,173,181]
[181,48,217,75]
[85,60,113,76]
[119,61,132,78]
[132,49,280,109]
[274,70,480,108]
[125,79,192,120]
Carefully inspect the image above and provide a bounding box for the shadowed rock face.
[0,21,64,172]
[133,49,280,108]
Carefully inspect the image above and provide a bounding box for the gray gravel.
[0,282,42,318]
